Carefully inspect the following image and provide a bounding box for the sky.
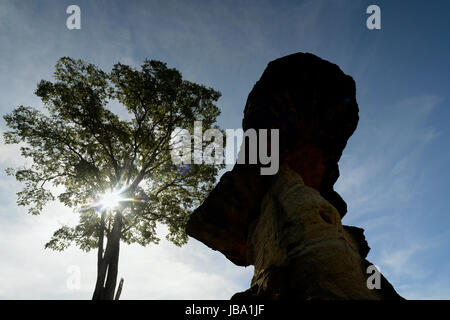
[0,0,449,299]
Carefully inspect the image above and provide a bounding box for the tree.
[3,57,222,300]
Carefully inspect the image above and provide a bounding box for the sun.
[97,190,124,210]
[80,185,148,213]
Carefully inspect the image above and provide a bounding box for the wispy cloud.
[380,244,430,279]
[0,0,256,299]
[337,94,442,222]
[1,0,449,300]
[335,93,448,299]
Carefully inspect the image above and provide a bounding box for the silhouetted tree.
[3,57,222,299]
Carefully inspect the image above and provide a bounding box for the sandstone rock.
[242,52,359,217]
[232,164,401,300]
[186,52,402,299]
[187,52,358,266]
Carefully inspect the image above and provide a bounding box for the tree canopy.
[4,56,222,259]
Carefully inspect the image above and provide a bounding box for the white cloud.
[380,244,429,279]
[0,197,253,299]
[334,94,447,298]
[337,94,443,223]
[0,1,257,299]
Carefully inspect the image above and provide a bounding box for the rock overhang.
[186,52,359,266]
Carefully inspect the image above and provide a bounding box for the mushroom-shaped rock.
[185,53,402,299]
[186,53,358,266]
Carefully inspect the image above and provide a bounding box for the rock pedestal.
[233,164,400,299]
[186,52,402,300]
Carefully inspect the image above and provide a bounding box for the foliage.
[4,57,222,251]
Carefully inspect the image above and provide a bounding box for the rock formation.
[186,52,402,299]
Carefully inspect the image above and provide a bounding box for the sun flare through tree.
[3,57,223,300]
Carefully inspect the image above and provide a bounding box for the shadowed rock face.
[186,53,402,299]
[242,52,359,216]
[232,164,401,300]
[187,53,358,266]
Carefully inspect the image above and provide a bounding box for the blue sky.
[0,0,449,299]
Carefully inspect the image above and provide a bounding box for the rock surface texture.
[186,52,403,299]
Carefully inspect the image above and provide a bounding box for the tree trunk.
[92,212,106,300]
[92,212,122,300]
[103,227,121,299]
